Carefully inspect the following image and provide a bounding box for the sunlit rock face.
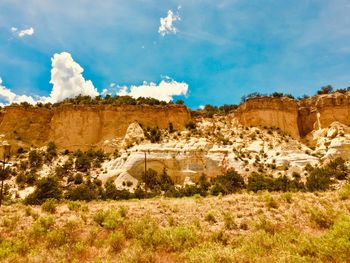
[4,92,350,190]
[0,104,190,152]
[235,92,350,140]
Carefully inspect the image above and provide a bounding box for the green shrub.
[65,181,101,201]
[309,207,336,229]
[74,151,91,172]
[265,195,279,209]
[46,142,57,161]
[327,157,348,180]
[118,206,128,218]
[41,199,57,213]
[247,173,275,192]
[67,200,82,211]
[205,212,216,224]
[223,212,237,230]
[24,176,62,205]
[210,169,245,195]
[108,231,125,252]
[126,216,160,249]
[339,183,350,200]
[32,216,55,237]
[282,192,293,203]
[28,150,43,168]
[144,127,161,143]
[25,206,39,219]
[254,215,278,234]
[185,242,235,263]
[306,168,333,191]
[93,209,124,230]
[185,121,196,130]
[159,225,197,252]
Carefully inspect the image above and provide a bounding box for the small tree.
[142,168,159,190]
[24,176,62,205]
[0,167,11,207]
[317,85,333,95]
[306,168,333,192]
[211,169,245,195]
[168,122,175,133]
[46,142,57,161]
[0,145,11,207]
[75,151,91,172]
[29,150,43,168]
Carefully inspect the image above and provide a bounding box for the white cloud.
[0,78,36,106]
[11,27,17,32]
[101,89,109,96]
[199,105,205,110]
[0,53,189,106]
[48,52,99,103]
[0,52,99,106]
[18,27,34,37]
[116,78,188,102]
[158,9,180,36]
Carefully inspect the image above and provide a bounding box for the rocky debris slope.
[96,116,321,189]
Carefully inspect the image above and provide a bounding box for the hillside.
[1,92,350,262]
[0,92,349,199]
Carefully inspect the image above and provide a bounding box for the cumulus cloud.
[0,78,36,106]
[116,78,188,102]
[48,52,99,103]
[0,52,98,106]
[158,9,181,36]
[0,52,189,106]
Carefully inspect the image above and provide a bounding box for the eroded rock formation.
[235,92,350,139]
[0,104,191,152]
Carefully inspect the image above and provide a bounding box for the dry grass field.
[2,188,350,262]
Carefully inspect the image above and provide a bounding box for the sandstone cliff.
[235,97,300,138]
[235,92,350,140]
[0,104,191,152]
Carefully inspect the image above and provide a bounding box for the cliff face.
[235,97,300,138]
[0,104,191,151]
[0,107,53,147]
[235,92,350,139]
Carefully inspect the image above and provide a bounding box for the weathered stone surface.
[235,92,350,140]
[0,104,190,152]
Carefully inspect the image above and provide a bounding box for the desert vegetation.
[2,189,350,262]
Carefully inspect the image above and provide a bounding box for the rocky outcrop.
[235,92,350,141]
[235,97,300,138]
[0,104,190,152]
[122,122,146,147]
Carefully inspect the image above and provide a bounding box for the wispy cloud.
[11,27,35,37]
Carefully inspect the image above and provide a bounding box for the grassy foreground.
[2,189,350,262]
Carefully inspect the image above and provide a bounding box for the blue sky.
[0,0,350,108]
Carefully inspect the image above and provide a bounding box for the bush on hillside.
[210,169,245,195]
[24,176,62,205]
[306,168,333,191]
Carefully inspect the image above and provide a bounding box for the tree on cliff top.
[317,85,333,95]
